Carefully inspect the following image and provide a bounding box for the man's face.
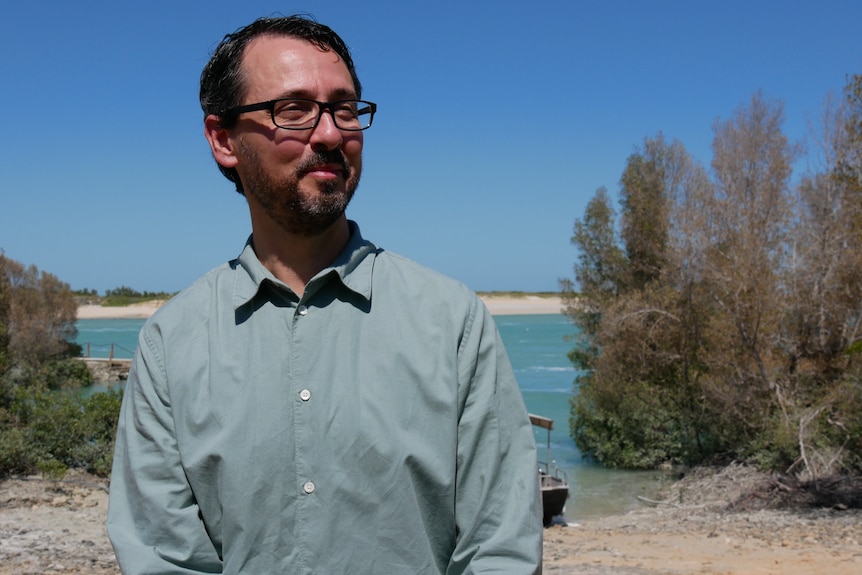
[230,35,363,236]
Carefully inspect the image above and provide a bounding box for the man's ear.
[204,114,239,169]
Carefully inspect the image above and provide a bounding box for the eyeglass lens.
[272,100,373,130]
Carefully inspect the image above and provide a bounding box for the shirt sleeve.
[107,325,223,574]
[448,299,544,574]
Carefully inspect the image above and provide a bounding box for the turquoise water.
[495,315,663,519]
[75,318,143,359]
[75,313,663,519]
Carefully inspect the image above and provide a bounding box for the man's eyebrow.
[329,87,358,100]
[274,87,358,100]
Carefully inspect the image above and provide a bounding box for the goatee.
[240,146,360,237]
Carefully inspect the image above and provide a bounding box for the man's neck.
[250,215,350,297]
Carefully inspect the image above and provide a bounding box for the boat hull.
[541,476,569,526]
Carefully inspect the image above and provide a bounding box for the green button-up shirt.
[107,223,542,574]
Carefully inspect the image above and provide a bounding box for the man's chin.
[282,208,348,237]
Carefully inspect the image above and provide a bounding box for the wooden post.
[110,343,114,361]
[529,414,554,470]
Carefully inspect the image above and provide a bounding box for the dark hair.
[199,15,362,192]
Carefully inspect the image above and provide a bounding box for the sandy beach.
[480,294,563,315]
[76,302,165,319]
[77,295,563,319]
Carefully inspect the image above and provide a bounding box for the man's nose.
[309,110,344,150]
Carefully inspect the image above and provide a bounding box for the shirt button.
[303,481,315,494]
[299,389,311,401]
[297,305,308,316]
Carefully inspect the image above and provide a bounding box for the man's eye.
[334,104,358,119]
[275,101,314,117]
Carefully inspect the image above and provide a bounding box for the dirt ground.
[1,465,860,574]
[0,471,116,574]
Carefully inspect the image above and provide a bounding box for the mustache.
[296,150,350,175]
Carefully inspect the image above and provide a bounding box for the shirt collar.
[232,220,377,311]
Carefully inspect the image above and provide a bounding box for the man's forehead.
[238,34,353,100]
[243,35,343,70]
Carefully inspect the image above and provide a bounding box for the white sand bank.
[77,295,563,320]
[479,295,563,315]
[77,302,164,319]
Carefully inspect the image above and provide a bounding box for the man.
[107,15,542,574]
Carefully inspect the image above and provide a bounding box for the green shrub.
[0,389,122,478]
[36,458,67,480]
[79,389,123,475]
[40,357,94,390]
[572,379,688,469]
[0,254,122,478]
[0,424,30,475]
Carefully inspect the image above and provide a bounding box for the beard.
[238,143,360,237]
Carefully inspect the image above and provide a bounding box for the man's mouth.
[302,163,346,179]
[298,152,350,180]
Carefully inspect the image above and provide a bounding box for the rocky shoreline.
[1,464,860,574]
[80,359,130,385]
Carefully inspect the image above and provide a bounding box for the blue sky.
[1,1,859,294]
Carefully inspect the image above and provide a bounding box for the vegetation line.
[560,76,862,482]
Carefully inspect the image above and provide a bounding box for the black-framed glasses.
[223,98,377,131]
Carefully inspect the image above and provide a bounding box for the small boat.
[529,414,570,526]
